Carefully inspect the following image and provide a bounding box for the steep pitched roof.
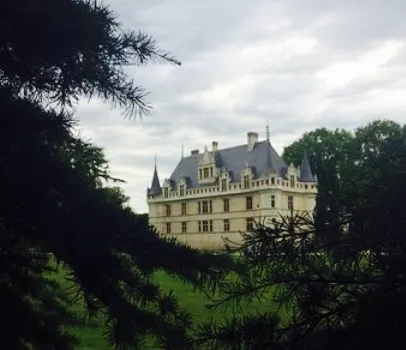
[169,140,287,188]
[299,151,316,182]
[148,166,162,195]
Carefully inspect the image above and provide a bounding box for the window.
[243,175,250,188]
[200,200,212,214]
[202,201,208,213]
[288,196,294,211]
[166,222,171,234]
[221,178,227,191]
[223,198,230,212]
[203,168,209,178]
[246,196,253,210]
[271,195,275,208]
[165,204,171,216]
[181,202,187,215]
[290,175,295,188]
[271,177,275,185]
[198,221,201,232]
[164,187,169,198]
[224,219,230,232]
[198,201,201,214]
[210,167,213,177]
[179,185,185,196]
[305,184,308,189]
[209,220,213,232]
[202,220,209,232]
[246,218,254,231]
[182,221,187,233]
[199,169,202,179]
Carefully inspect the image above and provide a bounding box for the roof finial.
[266,122,270,142]
[154,153,157,168]
[181,144,184,159]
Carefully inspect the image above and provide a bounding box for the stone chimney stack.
[212,141,218,152]
[247,132,258,151]
[191,149,199,156]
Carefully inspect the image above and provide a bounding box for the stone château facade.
[147,131,317,250]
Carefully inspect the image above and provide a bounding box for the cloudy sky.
[77,0,406,213]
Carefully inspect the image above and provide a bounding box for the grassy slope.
[52,266,279,349]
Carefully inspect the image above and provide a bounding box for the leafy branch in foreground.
[197,205,406,350]
[0,0,180,117]
[1,1,236,348]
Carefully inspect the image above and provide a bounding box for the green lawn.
[52,266,279,349]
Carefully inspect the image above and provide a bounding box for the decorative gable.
[198,146,218,185]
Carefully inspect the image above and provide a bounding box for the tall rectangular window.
[202,220,209,232]
[288,196,294,211]
[209,200,213,213]
[199,169,202,179]
[209,220,213,232]
[181,221,187,233]
[198,221,201,232]
[244,175,250,188]
[224,219,230,232]
[181,202,187,215]
[210,167,213,177]
[179,185,185,196]
[198,201,201,214]
[202,201,208,213]
[271,177,275,185]
[165,204,171,216]
[166,222,171,234]
[203,168,209,178]
[221,179,227,191]
[164,187,169,198]
[223,198,230,212]
[246,218,254,231]
[246,196,253,210]
[271,195,275,208]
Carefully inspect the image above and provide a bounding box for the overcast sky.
[76,0,406,213]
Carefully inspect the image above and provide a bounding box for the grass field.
[53,266,278,349]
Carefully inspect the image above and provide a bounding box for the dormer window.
[164,187,169,198]
[221,178,227,191]
[290,175,295,188]
[179,185,185,196]
[244,175,250,189]
[203,168,209,178]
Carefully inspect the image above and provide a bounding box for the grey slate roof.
[148,166,162,195]
[168,140,288,188]
[299,151,316,182]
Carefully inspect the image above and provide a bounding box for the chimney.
[191,149,199,156]
[212,141,218,152]
[247,132,258,151]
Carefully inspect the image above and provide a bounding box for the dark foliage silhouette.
[0,1,232,349]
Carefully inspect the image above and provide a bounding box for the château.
[147,131,317,250]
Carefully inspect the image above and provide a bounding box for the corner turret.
[147,157,162,196]
[299,151,317,182]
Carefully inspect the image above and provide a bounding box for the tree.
[283,128,353,245]
[0,1,233,349]
[197,122,406,349]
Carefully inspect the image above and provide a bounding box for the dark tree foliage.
[197,123,406,350]
[283,128,353,246]
[0,1,233,349]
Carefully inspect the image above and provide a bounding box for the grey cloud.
[76,0,406,212]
